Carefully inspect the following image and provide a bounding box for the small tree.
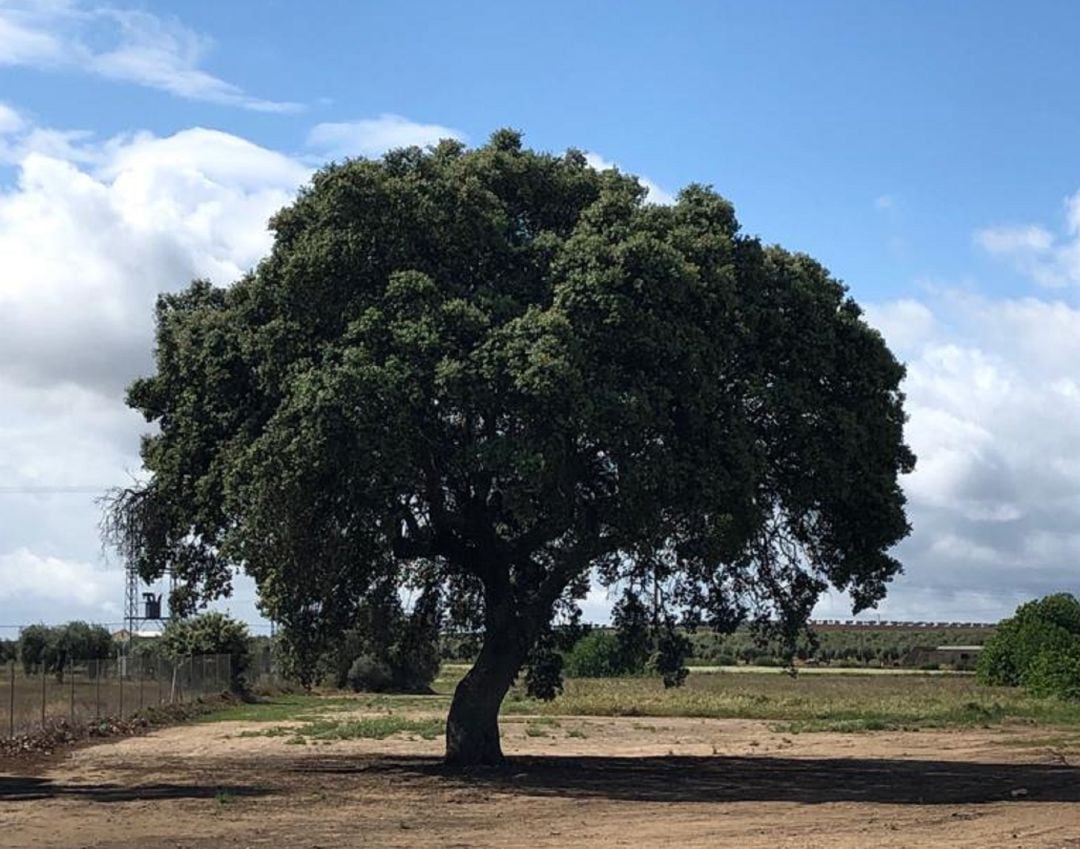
[18,624,51,674]
[161,612,251,693]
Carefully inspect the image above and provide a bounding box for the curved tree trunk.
[444,621,522,767]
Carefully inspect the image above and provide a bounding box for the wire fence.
[0,654,232,739]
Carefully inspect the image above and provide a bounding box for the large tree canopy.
[105,130,914,765]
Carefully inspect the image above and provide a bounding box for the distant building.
[901,645,983,670]
[111,628,164,642]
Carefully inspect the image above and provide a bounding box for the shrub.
[346,654,394,692]
[564,631,626,677]
[978,594,1080,699]
[1024,645,1080,700]
[326,587,442,693]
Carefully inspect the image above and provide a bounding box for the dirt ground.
[1,708,1079,849]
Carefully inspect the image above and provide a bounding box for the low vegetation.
[502,670,1080,731]
[978,594,1080,700]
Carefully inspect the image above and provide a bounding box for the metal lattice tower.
[123,562,175,644]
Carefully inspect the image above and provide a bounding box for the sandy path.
[1,712,1078,849]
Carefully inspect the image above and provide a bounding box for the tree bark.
[444,620,522,768]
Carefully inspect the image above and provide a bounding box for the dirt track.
[1,713,1079,848]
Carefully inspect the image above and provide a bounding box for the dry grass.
[500,670,1080,731]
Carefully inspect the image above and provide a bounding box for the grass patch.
[198,694,359,724]
[246,715,445,742]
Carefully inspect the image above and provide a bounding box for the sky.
[2,0,1080,633]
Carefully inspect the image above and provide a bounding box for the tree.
[18,624,50,674]
[103,131,914,766]
[160,612,252,692]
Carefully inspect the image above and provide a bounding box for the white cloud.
[857,290,1080,620]
[0,120,314,626]
[975,192,1080,287]
[0,2,298,111]
[0,4,64,66]
[0,102,26,134]
[307,114,466,160]
[584,151,675,205]
[862,298,936,351]
[0,126,310,393]
[0,548,120,622]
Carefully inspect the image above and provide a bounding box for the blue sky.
[3,0,1080,630]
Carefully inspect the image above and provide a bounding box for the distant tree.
[978,594,1080,699]
[18,624,51,674]
[103,131,914,765]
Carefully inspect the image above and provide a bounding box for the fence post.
[69,658,75,723]
[40,663,46,729]
[138,654,144,713]
[95,660,101,719]
[118,658,124,720]
[8,662,14,737]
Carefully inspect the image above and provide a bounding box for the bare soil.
[1,709,1079,848]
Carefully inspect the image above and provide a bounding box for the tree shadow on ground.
[0,775,270,803]
[298,754,1079,806]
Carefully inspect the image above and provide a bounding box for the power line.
[0,485,111,494]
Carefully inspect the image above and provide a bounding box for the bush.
[1024,645,1080,700]
[324,587,442,693]
[346,654,394,692]
[563,631,626,677]
[978,594,1080,699]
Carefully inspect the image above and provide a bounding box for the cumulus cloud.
[307,114,466,160]
[849,290,1080,621]
[0,102,26,134]
[584,151,675,205]
[0,1,298,112]
[0,119,312,627]
[0,125,310,393]
[0,548,120,623]
[975,191,1080,287]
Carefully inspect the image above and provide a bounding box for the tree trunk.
[444,623,522,768]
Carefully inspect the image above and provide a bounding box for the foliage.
[612,593,653,675]
[104,130,914,763]
[523,631,565,699]
[650,616,691,688]
[0,639,15,663]
[319,585,442,693]
[978,594,1080,699]
[563,631,630,677]
[686,624,995,668]
[161,612,252,692]
[1024,644,1080,701]
[17,622,113,677]
[346,654,394,692]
